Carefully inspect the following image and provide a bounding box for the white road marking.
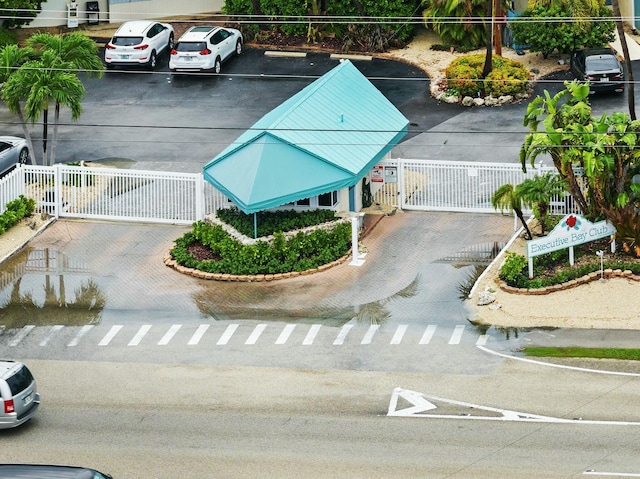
[390,325,407,345]
[419,325,437,344]
[333,324,353,345]
[216,324,237,345]
[40,325,64,347]
[448,325,465,344]
[9,325,34,347]
[128,325,151,346]
[476,334,489,346]
[245,324,267,345]
[158,324,181,346]
[188,324,210,345]
[302,324,321,345]
[584,472,640,477]
[68,325,94,347]
[276,324,295,345]
[361,325,379,344]
[99,325,123,346]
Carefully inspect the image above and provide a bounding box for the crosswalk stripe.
[448,325,465,345]
[276,324,295,345]
[246,324,267,345]
[333,324,354,345]
[128,325,151,346]
[216,324,237,345]
[361,325,379,345]
[9,325,34,347]
[99,325,123,346]
[188,324,210,345]
[391,325,407,345]
[40,325,64,347]
[303,324,321,345]
[158,324,181,346]
[68,325,94,347]
[476,334,489,346]
[419,325,437,344]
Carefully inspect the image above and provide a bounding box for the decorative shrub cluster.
[0,195,35,234]
[445,54,529,97]
[216,207,337,238]
[171,220,352,276]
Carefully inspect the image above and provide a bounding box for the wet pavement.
[0,212,515,330]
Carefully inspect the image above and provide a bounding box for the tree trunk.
[41,107,48,166]
[611,0,636,120]
[16,106,36,165]
[483,0,494,79]
[515,208,533,239]
[50,102,60,167]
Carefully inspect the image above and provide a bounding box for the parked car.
[570,47,624,93]
[0,464,112,478]
[0,136,29,175]
[169,25,243,74]
[104,20,174,70]
[0,360,40,429]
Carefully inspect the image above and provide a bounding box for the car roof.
[581,47,618,57]
[178,26,220,41]
[0,464,109,479]
[114,20,159,36]
[0,361,21,379]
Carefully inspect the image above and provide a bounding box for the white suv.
[169,26,243,74]
[0,360,40,429]
[105,20,174,70]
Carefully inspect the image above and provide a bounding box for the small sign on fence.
[371,166,384,183]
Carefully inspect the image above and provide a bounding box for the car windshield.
[112,36,143,46]
[586,56,619,72]
[175,42,207,52]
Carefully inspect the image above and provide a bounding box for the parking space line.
[361,325,379,345]
[216,324,237,345]
[189,324,210,345]
[68,325,94,347]
[128,325,151,346]
[276,324,296,345]
[390,325,407,345]
[158,324,181,346]
[419,325,437,344]
[302,324,321,345]
[40,325,64,347]
[9,325,34,347]
[246,324,267,345]
[99,325,123,346]
[333,324,353,345]
[448,325,465,345]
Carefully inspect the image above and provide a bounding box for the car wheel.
[18,147,29,165]
[235,40,242,56]
[148,51,157,70]
[214,57,221,74]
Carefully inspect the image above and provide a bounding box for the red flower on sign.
[566,215,577,228]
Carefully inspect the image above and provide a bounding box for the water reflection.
[0,247,106,328]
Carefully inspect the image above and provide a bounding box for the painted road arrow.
[387,387,640,425]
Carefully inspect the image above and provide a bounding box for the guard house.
[203,59,409,215]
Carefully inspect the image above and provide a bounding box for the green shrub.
[0,28,18,47]
[0,195,35,235]
[216,207,337,238]
[445,54,529,97]
[499,251,528,286]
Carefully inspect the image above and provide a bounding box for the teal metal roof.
[203,59,409,213]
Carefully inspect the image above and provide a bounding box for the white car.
[169,26,243,74]
[105,20,174,70]
[0,136,29,174]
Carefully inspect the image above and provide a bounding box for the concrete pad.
[330,54,373,61]
[264,51,307,58]
[610,30,640,61]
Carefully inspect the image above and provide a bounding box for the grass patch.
[524,347,640,361]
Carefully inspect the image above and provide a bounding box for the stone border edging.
[499,269,640,295]
[163,251,351,282]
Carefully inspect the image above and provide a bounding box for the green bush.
[0,195,35,235]
[0,28,18,48]
[445,54,529,97]
[171,220,352,275]
[216,207,337,238]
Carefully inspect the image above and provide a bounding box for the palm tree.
[26,32,104,79]
[0,44,37,163]
[7,50,85,166]
[491,183,533,239]
[516,172,567,235]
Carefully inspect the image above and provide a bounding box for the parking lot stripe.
[128,325,151,346]
[302,324,321,345]
[276,324,296,345]
[158,324,181,345]
[333,324,354,345]
[189,324,210,345]
[246,324,267,345]
[448,325,465,345]
[68,325,94,347]
[391,325,408,345]
[216,324,237,345]
[9,325,34,347]
[361,325,379,345]
[419,325,437,344]
[40,325,64,346]
[99,325,123,346]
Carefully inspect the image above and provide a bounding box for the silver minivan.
[0,360,40,429]
[0,465,112,478]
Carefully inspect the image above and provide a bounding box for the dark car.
[570,47,624,93]
[0,464,112,478]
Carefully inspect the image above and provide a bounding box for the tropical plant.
[0,0,44,28]
[445,53,529,97]
[491,183,533,239]
[26,32,104,78]
[516,172,567,234]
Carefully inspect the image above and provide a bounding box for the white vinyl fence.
[0,160,576,224]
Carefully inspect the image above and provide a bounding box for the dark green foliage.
[509,5,615,58]
[0,28,17,47]
[445,53,529,97]
[170,220,351,275]
[0,0,44,28]
[216,207,337,238]
[0,195,35,234]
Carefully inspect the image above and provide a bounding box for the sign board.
[371,166,384,183]
[385,166,397,184]
[525,214,616,278]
